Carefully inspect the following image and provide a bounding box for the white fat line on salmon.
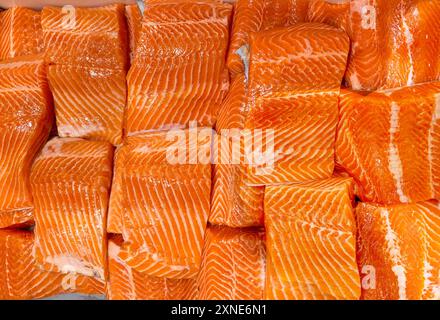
[0,86,41,93]
[9,10,15,57]
[142,16,229,27]
[381,208,407,300]
[236,45,250,82]
[388,102,408,203]
[5,235,12,297]
[421,260,438,299]
[253,51,345,65]
[402,13,415,86]
[428,94,440,195]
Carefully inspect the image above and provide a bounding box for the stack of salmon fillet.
[0,0,438,300]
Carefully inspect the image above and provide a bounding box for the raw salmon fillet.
[227,0,310,76]
[244,23,349,185]
[307,0,440,90]
[336,82,440,205]
[125,4,143,63]
[30,137,113,280]
[357,201,440,300]
[125,0,231,134]
[42,4,128,145]
[0,230,104,300]
[114,129,212,278]
[211,74,264,227]
[0,7,43,60]
[0,56,53,228]
[108,236,197,300]
[265,178,361,299]
[197,226,265,300]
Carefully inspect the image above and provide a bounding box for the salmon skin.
[42,4,128,146]
[307,0,440,91]
[30,137,113,281]
[211,74,264,227]
[227,0,310,77]
[125,0,232,135]
[0,56,53,228]
[357,201,440,300]
[336,82,440,205]
[197,226,266,300]
[0,230,104,300]
[265,178,361,300]
[107,236,197,300]
[113,129,212,279]
[244,23,349,186]
[0,7,44,60]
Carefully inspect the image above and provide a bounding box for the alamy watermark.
[164,122,276,175]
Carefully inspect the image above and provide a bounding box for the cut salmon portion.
[336,82,440,205]
[211,74,264,227]
[265,178,361,300]
[0,230,104,300]
[30,137,113,280]
[48,65,126,146]
[383,0,440,89]
[197,226,265,300]
[0,56,53,228]
[125,4,143,63]
[125,1,231,135]
[42,4,128,145]
[307,0,440,90]
[108,236,197,300]
[244,23,349,185]
[227,0,310,76]
[357,201,440,300]
[114,129,212,278]
[42,5,128,69]
[0,7,43,60]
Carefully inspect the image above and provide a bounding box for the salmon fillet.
[125,4,143,63]
[30,137,113,281]
[244,23,349,185]
[357,201,440,300]
[125,0,231,134]
[308,0,440,90]
[197,226,266,300]
[0,56,53,228]
[227,0,310,76]
[265,178,361,299]
[336,82,440,205]
[211,74,264,227]
[108,236,197,300]
[114,129,212,279]
[0,230,104,300]
[42,4,128,145]
[0,7,43,60]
